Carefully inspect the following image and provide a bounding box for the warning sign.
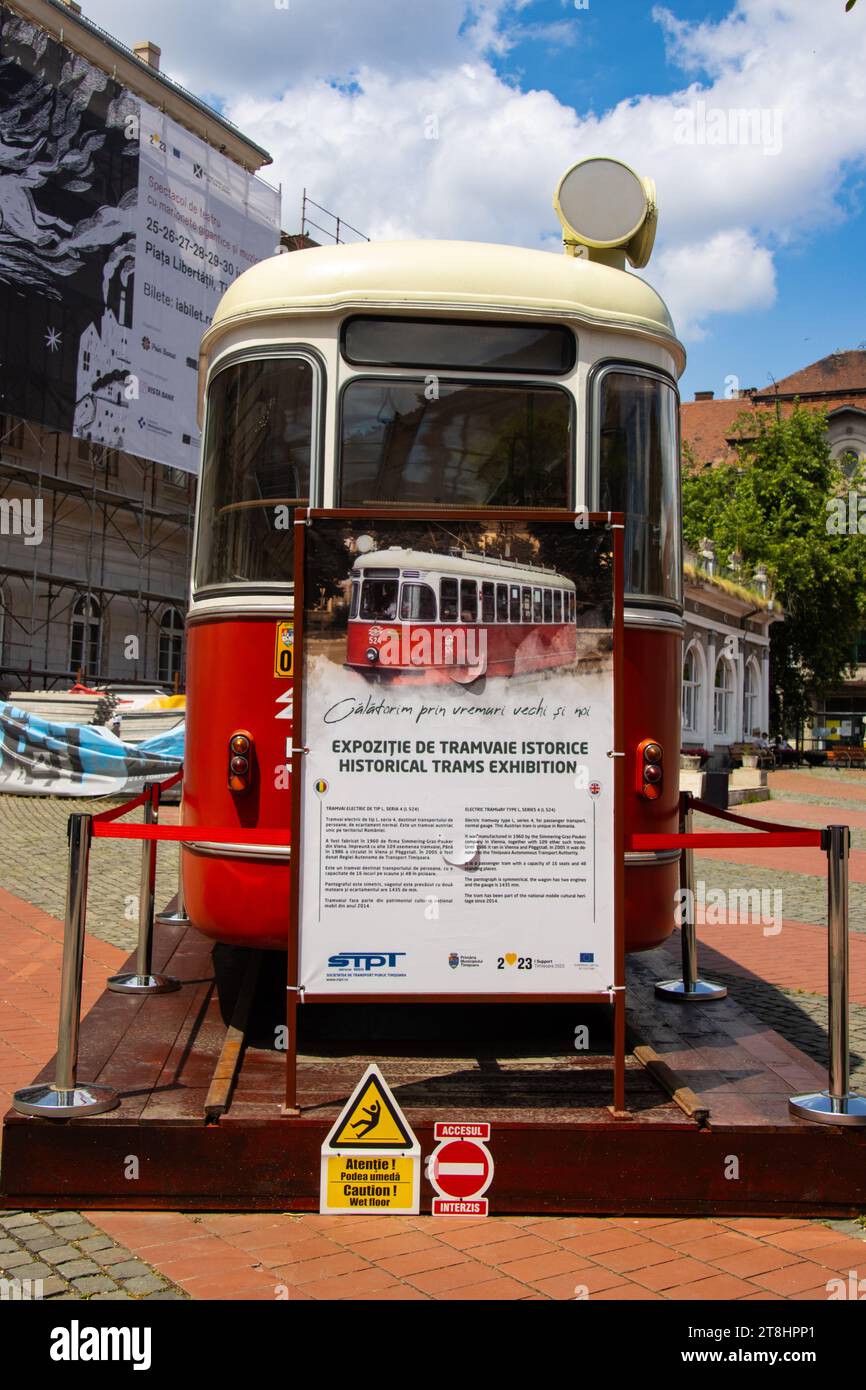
[327,1070,415,1150]
[322,1155,417,1212]
[320,1064,420,1215]
[274,621,294,677]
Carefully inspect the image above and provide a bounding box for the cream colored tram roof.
[203,239,684,371]
[352,547,577,590]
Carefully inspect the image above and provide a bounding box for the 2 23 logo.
[497,954,532,970]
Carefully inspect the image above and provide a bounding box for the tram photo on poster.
[294,512,622,998]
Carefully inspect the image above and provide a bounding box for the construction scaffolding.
[0,414,195,692]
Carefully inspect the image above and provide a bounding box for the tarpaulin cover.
[0,701,184,797]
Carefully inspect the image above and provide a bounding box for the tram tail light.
[228,731,253,793]
[637,738,663,800]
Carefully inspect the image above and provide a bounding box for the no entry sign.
[428,1124,494,1216]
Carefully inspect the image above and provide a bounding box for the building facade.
[0,0,272,694]
[681,349,866,750]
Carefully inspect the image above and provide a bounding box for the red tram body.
[182,158,685,956]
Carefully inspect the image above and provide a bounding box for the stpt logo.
[328,952,405,971]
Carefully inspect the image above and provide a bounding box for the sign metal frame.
[286,509,626,1114]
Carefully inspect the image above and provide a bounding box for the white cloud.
[79,0,866,342]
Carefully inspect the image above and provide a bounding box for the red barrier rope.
[92,823,290,844]
[629,794,825,851]
[629,830,823,850]
[91,768,184,824]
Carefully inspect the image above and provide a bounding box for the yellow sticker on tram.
[274,621,294,677]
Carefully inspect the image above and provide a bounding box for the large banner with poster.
[0,5,279,471]
[293,513,622,999]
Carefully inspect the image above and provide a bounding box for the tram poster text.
[298,518,618,996]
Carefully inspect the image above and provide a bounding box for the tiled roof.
[769,350,866,397]
[681,351,866,465]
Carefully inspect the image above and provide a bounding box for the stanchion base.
[12,1083,119,1118]
[107,972,181,995]
[655,978,728,1002]
[789,1091,866,1127]
[155,910,190,926]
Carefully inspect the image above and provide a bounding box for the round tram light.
[366,647,379,663]
[644,742,663,764]
[643,782,661,801]
[230,755,249,775]
[643,762,662,785]
[356,534,376,554]
[553,156,657,268]
[230,734,251,754]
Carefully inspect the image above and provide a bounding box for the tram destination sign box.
[293,513,622,999]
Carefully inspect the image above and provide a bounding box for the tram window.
[496,584,509,623]
[553,591,562,623]
[597,371,682,604]
[521,587,532,622]
[350,582,360,618]
[543,590,552,623]
[195,356,314,590]
[532,588,542,623]
[510,586,521,622]
[441,577,459,622]
[460,580,478,623]
[400,583,437,621]
[480,582,495,623]
[339,380,571,509]
[360,578,399,620]
[342,317,575,374]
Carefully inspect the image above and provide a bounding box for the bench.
[730,743,776,769]
[827,746,866,769]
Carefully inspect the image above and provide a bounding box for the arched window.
[69,594,102,679]
[682,642,703,734]
[743,657,761,737]
[158,607,184,685]
[713,655,736,737]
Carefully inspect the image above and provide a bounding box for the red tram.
[346,547,578,681]
[182,156,683,953]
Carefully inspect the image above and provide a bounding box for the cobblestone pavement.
[0,795,178,953]
[702,973,866,1091]
[0,1209,188,1300]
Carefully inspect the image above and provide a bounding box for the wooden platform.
[2,921,865,1215]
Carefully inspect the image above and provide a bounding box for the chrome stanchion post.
[13,814,118,1116]
[656,791,727,1001]
[108,781,180,995]
[156,792,190,926]
[790,825,866,1125]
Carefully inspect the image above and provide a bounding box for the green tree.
[682,405,866,734]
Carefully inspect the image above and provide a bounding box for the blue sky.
[84,0,866,400]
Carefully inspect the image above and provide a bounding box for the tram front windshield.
[359,576,399,620]
[195,357,313,589]
[340,380,570,509]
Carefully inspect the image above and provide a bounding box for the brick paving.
[1,771,865,1301]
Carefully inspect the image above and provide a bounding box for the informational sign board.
[320,1064,421,1215]
[0,5,280,472]
[293,512,622,1002]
